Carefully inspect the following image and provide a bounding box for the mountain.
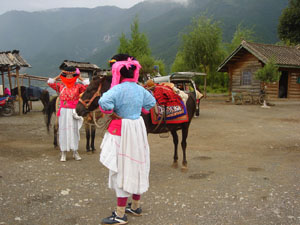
[0,0,288,77]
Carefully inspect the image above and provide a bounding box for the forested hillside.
[0,0,288,76]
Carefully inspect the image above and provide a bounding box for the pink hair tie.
[110,58,142,88]
[76,68,80,75]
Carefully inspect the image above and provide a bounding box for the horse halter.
[79,81,102,110]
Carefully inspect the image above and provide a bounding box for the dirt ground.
[0,98,299,225]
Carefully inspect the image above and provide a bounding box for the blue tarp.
[26,86,42,101]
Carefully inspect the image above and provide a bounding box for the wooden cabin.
[218,40,300,100]
[59,60,101,80]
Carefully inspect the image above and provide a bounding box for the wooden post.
[204,75,207,98]
[28,77,32,110]
[16,67,23,115]
[8,67,13,92]
[229,67,233,101]
[14,74,17,88]
[1,69,4,95]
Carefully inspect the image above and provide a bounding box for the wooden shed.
[0,50,31,114]
[218,40,300,100]
[59,60,101,80]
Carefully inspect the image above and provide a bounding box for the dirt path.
[0,99,299,225]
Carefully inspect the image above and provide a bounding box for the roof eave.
[277,64,300,69]
[217,41,270,73]
[217,45,243,72]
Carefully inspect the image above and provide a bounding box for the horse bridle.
[79,81,103,109]
[78,77,122,126]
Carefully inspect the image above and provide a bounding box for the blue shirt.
[98,82,156,120]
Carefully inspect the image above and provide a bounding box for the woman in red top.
[47,66,90,161]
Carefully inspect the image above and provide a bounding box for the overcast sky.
[0,0,190,15]
[0,0,144,15]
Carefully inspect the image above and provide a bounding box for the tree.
[171,51,189,72]
[153,59,166,76]
[278,0,300,44]
[128,17,151,58]
[227,23,256,53]
[254,59,281,108]
[116,16,166,80]
[254,59,280,83]
[138,54,155,77]
[118,33,130,54]
[176,15,224,88]
[117,17,151,58]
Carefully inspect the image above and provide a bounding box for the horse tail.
[41,90,50,114]
[186,93,196,121]
[45,96,57,132]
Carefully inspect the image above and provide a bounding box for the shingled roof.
[218,40,300,72]
[0,50,31,71]
[59,60,100,71]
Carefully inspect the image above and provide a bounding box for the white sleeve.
[47,78,55,84]
[82,79,90,85]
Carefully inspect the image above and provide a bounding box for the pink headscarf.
[4,88,11,96]
[110,57,142,88]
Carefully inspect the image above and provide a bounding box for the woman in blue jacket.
[99,54,156,225]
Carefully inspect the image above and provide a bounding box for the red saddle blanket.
[150,85,188,124]
[153,85,182,106]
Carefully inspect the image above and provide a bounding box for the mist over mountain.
[0,0,288,77]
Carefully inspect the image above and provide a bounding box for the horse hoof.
[181,166,188,172]
[171,162,178,169]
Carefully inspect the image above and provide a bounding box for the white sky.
[0,0,190,15]
[0,0,144,15]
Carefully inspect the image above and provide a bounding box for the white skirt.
[100,117,150,196]
[58,108,83,152]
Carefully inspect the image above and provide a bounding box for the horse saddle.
[150,85,189,125]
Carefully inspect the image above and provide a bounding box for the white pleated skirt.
[58,108,83,152]
[100,117,150,197]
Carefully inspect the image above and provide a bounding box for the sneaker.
[101,211,128,225]
[60,152,66,162]
[125,203,142,216]
[73,151,82,161]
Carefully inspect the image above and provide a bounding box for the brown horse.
[76,76,196,171]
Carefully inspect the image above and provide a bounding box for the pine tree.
[278,0,300,44]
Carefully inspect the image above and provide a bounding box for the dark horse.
[76,76,196,171]
[45,96,97,152]
[11,86,50,114]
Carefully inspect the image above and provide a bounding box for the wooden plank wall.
[260,70,300,100]
[264,82,278,99]
[288,71,300,99]
[229,53,261,95]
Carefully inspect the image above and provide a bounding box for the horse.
[11,86,30,114]
[45,96,99,152]
[75,75,196,171]
[11,86,50,114]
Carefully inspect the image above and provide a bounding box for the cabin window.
[297,76,300,84]
[241,70,252,86]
